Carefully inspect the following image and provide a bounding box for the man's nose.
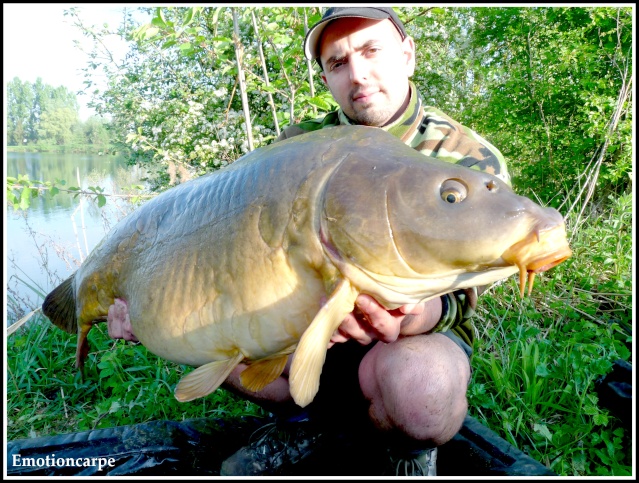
[348,56,369,83]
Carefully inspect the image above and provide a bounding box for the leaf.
[108,400,122,414]
[533,423,553,442]
[156,7,166,25]
[211,5,224,25]
[183,7,195,27]
[6,190,17,206]
[145,27,160,40]
[19,188,31,210]
[593,413,609,426]
[99,367,114,378]
[151,17,165,27]
[307,96,332,111]
[97,194,107,208]
[535,363,549,377]
[583,405,599,416]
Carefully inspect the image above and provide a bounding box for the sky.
[3,3,150,121]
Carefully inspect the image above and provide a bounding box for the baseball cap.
[304,7,407,62]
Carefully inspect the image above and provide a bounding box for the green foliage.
[6,174,149,211]
[37,107,79,145]
[398,7,632,212]
[6,77,35,145]
[469,196,632,476]
[70,6,331,187]
[459,7,632,209]
[82,116,113,148]
[62,6,632,209]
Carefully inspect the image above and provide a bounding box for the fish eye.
[440,179,467,204]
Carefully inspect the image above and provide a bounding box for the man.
[220,7,510,476]
[109,7,510,477]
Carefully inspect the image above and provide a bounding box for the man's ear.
[403,36,416,77]
[320,72,328,86]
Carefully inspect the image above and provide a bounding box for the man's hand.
[107,298,139,342]
[328,294,443,348]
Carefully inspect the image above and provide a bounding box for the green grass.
[6,315,266,440]
[468,192,633,476]
[6,192,633,476]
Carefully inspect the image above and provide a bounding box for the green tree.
[6,77,35,145]
[6,77,82,146]
[69,6,335,188]
[83,116,112,147]
[460,7,632,209]
[37,106,79,145]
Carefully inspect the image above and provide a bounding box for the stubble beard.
[347,101,395,127]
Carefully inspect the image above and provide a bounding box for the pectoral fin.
[240,354,291,393]
[288,279,359,407]
[174,352,244,402]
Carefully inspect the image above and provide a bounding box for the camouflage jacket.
[276,82,511,347]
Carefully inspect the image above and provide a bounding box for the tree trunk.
[250,10,280,137]
[232,8,255,151]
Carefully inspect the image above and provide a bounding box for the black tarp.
[7,414,555,477]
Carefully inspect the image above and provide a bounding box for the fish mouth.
[501,224,572,296]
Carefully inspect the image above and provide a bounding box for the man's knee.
[359,333,470,445]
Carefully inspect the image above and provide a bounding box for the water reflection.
[6,151,148,322]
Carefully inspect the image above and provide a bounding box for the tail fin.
[42,275,77,334]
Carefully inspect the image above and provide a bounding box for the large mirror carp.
[43,126,572,407]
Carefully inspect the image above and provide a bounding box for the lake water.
[5,151,148,323]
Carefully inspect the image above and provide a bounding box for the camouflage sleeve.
[275,125,309,142]
[435,287,479,346]
[416,107,511,187]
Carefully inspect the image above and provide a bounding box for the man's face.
[319,17,415,127]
